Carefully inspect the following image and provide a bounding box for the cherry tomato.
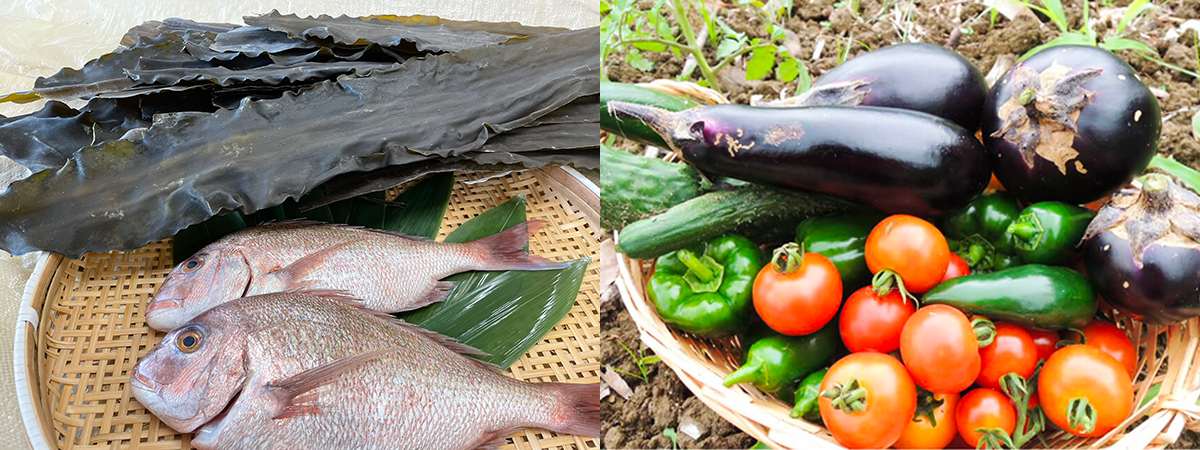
[839,286,914,353]
[894,391,960,450]
[1039,345,1134,437]
[977,323,1038,389]
[956,388,1017,448]
[941,253,970,282]
[753,248,842,335]
[819,352,917,449]
[1077,320,1138,379]
[901,304,981,393]
[865,215,950,293]
[1025,327,1059,363]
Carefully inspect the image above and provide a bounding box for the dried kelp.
[244,11,563,53]
[126,60,400,86]
[0,27,599,257]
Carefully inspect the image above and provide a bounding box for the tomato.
[1078,320,1138,379]
[977,323,1038,389]
[865,215,950,294]
[1025,327,1059,363]
[941,253,970,282]
[956,388,1017,448]
[894,391,960,450]
[753,248,842,335]
[839,286,914,353]
[1039,345,1134,437]
[819,352,917,449]
[901,304,981,393]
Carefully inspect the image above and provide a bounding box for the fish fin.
[542,382,601,437]
[321,294,494,359]
[267,346,400,420]
[394,281,456,311]
[471,220,566,271]
[271,239,365,288]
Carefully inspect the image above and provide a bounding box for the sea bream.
[146,220,563,330]
[130,292,600,450]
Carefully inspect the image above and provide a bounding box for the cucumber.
[617,185,853,260]
[600,145,703,230]
[601,81,697,147]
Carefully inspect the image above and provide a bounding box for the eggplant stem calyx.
[772,242,805,274]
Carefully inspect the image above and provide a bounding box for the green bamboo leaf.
[384,172,454,239]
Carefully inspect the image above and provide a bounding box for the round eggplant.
[982,45,1161,204]
[1082,174,1200,324]
[606,102,991,217]
[804,43,988,130]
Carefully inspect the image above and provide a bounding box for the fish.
[146,220,564,330]
[130,291,600,450]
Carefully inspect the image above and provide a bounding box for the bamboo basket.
[617,238,1200,450]
[13,167,602,450]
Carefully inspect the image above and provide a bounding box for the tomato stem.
[972,317,996,348]
[821,377,868,413]
[1000,372,1045,448]
[771,242,805,274]
[975,427,1016,450]
[1067,397,1097,434]
[912,386,945,428]
[871,269,917,305]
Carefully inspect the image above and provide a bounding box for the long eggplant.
[607,102,991,217]
[807,43,988,130]
[982,45,1160,204]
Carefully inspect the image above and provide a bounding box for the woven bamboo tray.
[616,238,1200,449]
[14,167,601,450]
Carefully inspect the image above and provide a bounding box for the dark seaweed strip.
[210,26,317,55]
[120,18,239,48]
[244,10,563,53]
[0,27,599,258]
[126,61,400,86]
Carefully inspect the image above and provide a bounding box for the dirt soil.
[603,0,1200,448]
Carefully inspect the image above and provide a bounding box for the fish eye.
[175,329,203,353]
[181,255,205,273]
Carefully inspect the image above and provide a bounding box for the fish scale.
[131,292,598,450]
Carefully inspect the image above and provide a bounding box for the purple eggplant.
[607,102,991,217]
[801,43,988,130]
[1082,174,1200,324]
[982,45,1161,204]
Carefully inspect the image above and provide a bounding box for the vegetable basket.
[13,167,601,450]
[616,230,1200,449]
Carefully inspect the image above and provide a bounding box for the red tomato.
[900,305,981,393]
[753,250,842,335]
[865,215,950,293]
[956,388,1017,448]
[1078,320,1138,379]
[1025,327,1059,363]
[819,352,917,449]
[894,392,959,450]
[839,286,915,353]
[977,323,1038,389]
[1039,345,1134,437]
[941,253,970,281]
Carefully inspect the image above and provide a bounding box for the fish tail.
[542,382,601,438]
[470,220,567,271]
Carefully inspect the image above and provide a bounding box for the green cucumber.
[616,185,852,260]
[600,144,703,230]
[601,81,697,147]
[922,265,1098,329]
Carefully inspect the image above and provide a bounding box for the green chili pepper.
[795,211,886,291]
[922,265,1098,329]
[647,235,762,336]
[1006,202,1096,265]
[790,368,828,421]
[722,321,839,392]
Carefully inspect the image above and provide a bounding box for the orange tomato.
[1038,345,1134,437]
[1077,320,1138,379]
[752,251,842,335]
[865,215,950,293]
[956,388,1017,448]
[839,286,914,353]
[1025,327,1059,363]
[900,305,981,393]
[894,392,960,449]
[977,323,1038,389]
[819,352,917,449]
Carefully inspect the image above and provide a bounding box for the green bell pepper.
[790,367,828,421]
[922,265,1098,329]
[795,211,886,291]
[1006,202,1096,265]
[943,192,1023,270]
[722,321,839,392]
[648,235,762,335]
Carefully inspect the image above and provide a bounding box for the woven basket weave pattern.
[26,169,600,450]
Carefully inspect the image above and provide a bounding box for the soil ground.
[603,1,1200,448]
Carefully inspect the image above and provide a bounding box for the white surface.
[0,2,596,448]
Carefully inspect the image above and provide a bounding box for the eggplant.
[803,43,988,130]
[607,102,991,217]
[1082,174,1200,324]
[982,45,1160,204]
